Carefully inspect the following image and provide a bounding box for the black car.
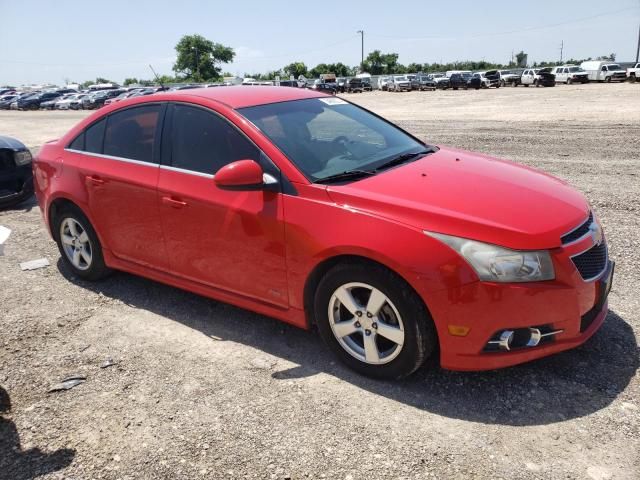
[361,78,373,91]
[0,136,33,209]
[15,91,62,110]
[335,77,348,93]
[449,73,472,90]
[84,89,126,109]
[308,82,337,95]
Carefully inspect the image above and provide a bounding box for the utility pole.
[357,30,364,70]
[560,40,564,64]
[636,22,640,63]
[192,45,200,79]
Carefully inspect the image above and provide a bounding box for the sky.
[1,0,639,86]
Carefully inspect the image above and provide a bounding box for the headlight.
[425,232,555,283]
[14,150,32,166]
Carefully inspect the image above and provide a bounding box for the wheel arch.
[48,197,104,247]
[303,254,435,332]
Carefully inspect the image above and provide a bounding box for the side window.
[68,132,85,151]
[601,66,607,71]
[103,105,161,163]
[170,104,259,175]
[85,118,106,154]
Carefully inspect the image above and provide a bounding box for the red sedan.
[33,87,613,378]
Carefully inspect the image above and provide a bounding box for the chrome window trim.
[64,148,159,168]
[159,164,214,179]
[569,243,609,283]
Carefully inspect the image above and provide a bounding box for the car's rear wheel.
[314,262,437,379]
[54,205,111,281]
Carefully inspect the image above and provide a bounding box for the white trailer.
[580,61,627,82]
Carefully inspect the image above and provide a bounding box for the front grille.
[572,243,607,280]
[0,150,15,173]
[561,212,593,244]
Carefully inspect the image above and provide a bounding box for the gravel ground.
[0,83,639,480]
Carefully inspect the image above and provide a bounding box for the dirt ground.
[1,83,639,480]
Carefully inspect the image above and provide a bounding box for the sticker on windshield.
[319,97,348,106]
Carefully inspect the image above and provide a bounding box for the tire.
[314,262,437,379]
[534,80,539,87]
[567,78,572,85]
[53,204,111,281]
[500,80,506,87]
[605,76,612,83]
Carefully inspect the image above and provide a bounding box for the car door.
[67,103,169,269]
[157,102,289,307]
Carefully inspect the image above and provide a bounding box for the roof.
[161,85,326,109]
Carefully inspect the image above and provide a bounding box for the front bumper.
[0,163,34,208]
[426,233,614,371]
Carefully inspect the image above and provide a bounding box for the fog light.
[498,330,514,351]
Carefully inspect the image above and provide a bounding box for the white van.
[580,61,627,82]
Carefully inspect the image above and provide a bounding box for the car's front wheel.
[314,262,437,379]
[54,204,111,281]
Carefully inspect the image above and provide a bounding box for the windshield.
[395,76,407,81]
[568,67,583,73]
[239,98,429,182]
[608,64,622,70]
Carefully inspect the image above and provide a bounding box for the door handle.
[162,196,188,208]
[85,175,105,186]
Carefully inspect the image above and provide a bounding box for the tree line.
[73,35,619,87]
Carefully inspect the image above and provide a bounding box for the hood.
[0,135,27,151]
[325,147,589,250]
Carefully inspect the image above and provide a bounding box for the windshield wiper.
[315,169,376,184]
[374,148,435,172]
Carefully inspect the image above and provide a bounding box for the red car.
[33,87,613,379]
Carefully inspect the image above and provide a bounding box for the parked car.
[0,94,19,109]
[466,74,483,90]
[415,75,436,91]
[278,80,300,88]
[41,93,76,110]
[474,70,501,88]
[0,135,33,209]
[626,63,640,82]
[15,91,63,110]
[68,94,90,110]
[345,78,365,93]
[56,93,88,110]
[34,86,614,378]
[377,76,391,91]
[580,61,627,82]
[83,89,126,109]
[498,70,520,87]
[448,73,472,90]
[428,73,450,89]
[361,78,373,92]
[407,75,419,90]
[309,81,337,95]
[520,68,556,87]
[552,65,589,84]
[387,75,411,92]
[334,78,348,93]
[0,88,16,96]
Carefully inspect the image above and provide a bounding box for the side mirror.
[214,159,276,190]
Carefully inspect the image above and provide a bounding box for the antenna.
[149,64,165,90]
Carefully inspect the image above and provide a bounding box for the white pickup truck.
[627,63,640,82]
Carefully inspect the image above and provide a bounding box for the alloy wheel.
[60,218,93,271]
[328,282,405,365]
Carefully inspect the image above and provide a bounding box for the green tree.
[283,62,308,79]
[173,34,235,82]
[123,77,139,86]
[361,51,402,75]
